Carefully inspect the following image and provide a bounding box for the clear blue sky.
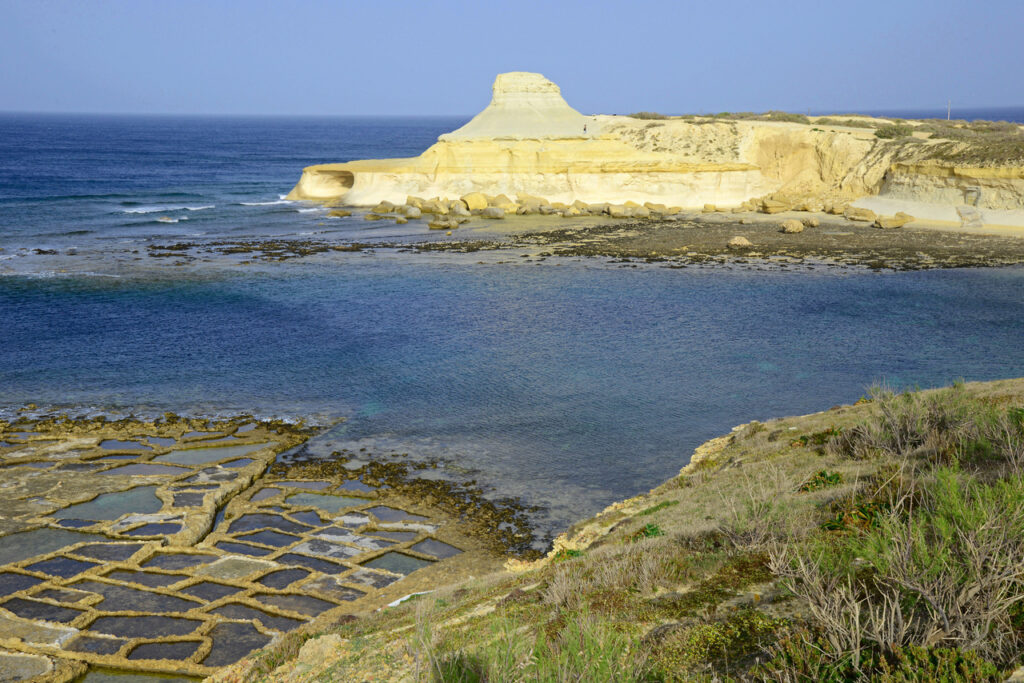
[2,0,1021,116]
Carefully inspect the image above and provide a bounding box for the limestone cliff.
[288,72,1024,223]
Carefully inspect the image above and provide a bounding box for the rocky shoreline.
[0,412,532,681]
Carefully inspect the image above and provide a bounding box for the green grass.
[639,500,680,516]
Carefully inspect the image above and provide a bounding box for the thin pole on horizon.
[947,100,951,120]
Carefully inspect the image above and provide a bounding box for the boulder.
[665,206,682,215]
[607,205,628,218]
[480,207,506,219]
[727,236,753,249]
[397,205,422,218]
[760,199,790,214]
[491,194,515,208]
[461,192,489,211]
[372,201,396,214]
[703,203,717,213]
[780,219,804,234]
[428,218,454,230]
[394,216,408,224]
[801,217,820,228]
[874,212,914,229]
[422,199,447,215]
[563,206,581,217]
[644,202,668,213]
[632,206,651,218]
[739,218,753,225]
[327,209,351,218]
[624,200,642,208]
[844,206,876,222]
[450,201,471,217]
[827,203,848,215]
[364,213,385,221]
[539,204,560,215]
[406,196,426,209]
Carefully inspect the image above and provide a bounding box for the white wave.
[155,216,187,223]
[122,205,214,214]
[239,199,293,206]
[297,207,325,213]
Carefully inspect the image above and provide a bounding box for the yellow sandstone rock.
[844,206,877,222]
[461,192,489,211]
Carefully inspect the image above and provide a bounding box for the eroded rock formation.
[289,72,1024,227]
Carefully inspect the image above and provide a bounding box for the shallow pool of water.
[54,486,162,522]
[152,443,269,466]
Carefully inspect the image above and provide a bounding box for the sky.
[1,0,1022,117]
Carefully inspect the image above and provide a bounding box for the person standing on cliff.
[583,124,587,134]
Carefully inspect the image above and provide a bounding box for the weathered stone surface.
[780,219,804,234]
[460,192,488,211]
[760,199,790,214]
[874,211,914,229]
[844,206,876,222]
[0,652,52,680]
[727,236,753,249]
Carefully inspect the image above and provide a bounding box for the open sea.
[3,113,1024,543]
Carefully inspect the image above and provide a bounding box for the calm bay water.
[2,114,1024,540]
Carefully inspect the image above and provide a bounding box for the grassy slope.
[210,378,1024,682]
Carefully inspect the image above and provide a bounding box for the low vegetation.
[233,380,1024,682]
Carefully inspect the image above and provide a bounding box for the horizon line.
[1,104,1023,120]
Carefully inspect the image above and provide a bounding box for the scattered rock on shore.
[727,236,753,249]
[874,212,914,229]
[844,206,877,222]
[780,219,805,234]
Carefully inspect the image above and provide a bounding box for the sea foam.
[122,205,214,214]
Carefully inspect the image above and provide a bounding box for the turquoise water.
[2,115,1024,541]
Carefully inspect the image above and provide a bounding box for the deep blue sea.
[2,113,1024,541]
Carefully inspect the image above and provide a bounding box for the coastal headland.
[288,72,1024,236]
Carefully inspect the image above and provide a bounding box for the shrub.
[630,111,668,120]
[631,523,664,541]
[763,111,810,124]
[755,631,1005,682]
[798,470,843,493]
[814,117,877,129]
[771,468,1024,666]
[875,124,914,139]
[644,610,787,679]
[826,383,994,463]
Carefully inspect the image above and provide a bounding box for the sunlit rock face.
[439,71,589,140]
[287,72,770,208]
